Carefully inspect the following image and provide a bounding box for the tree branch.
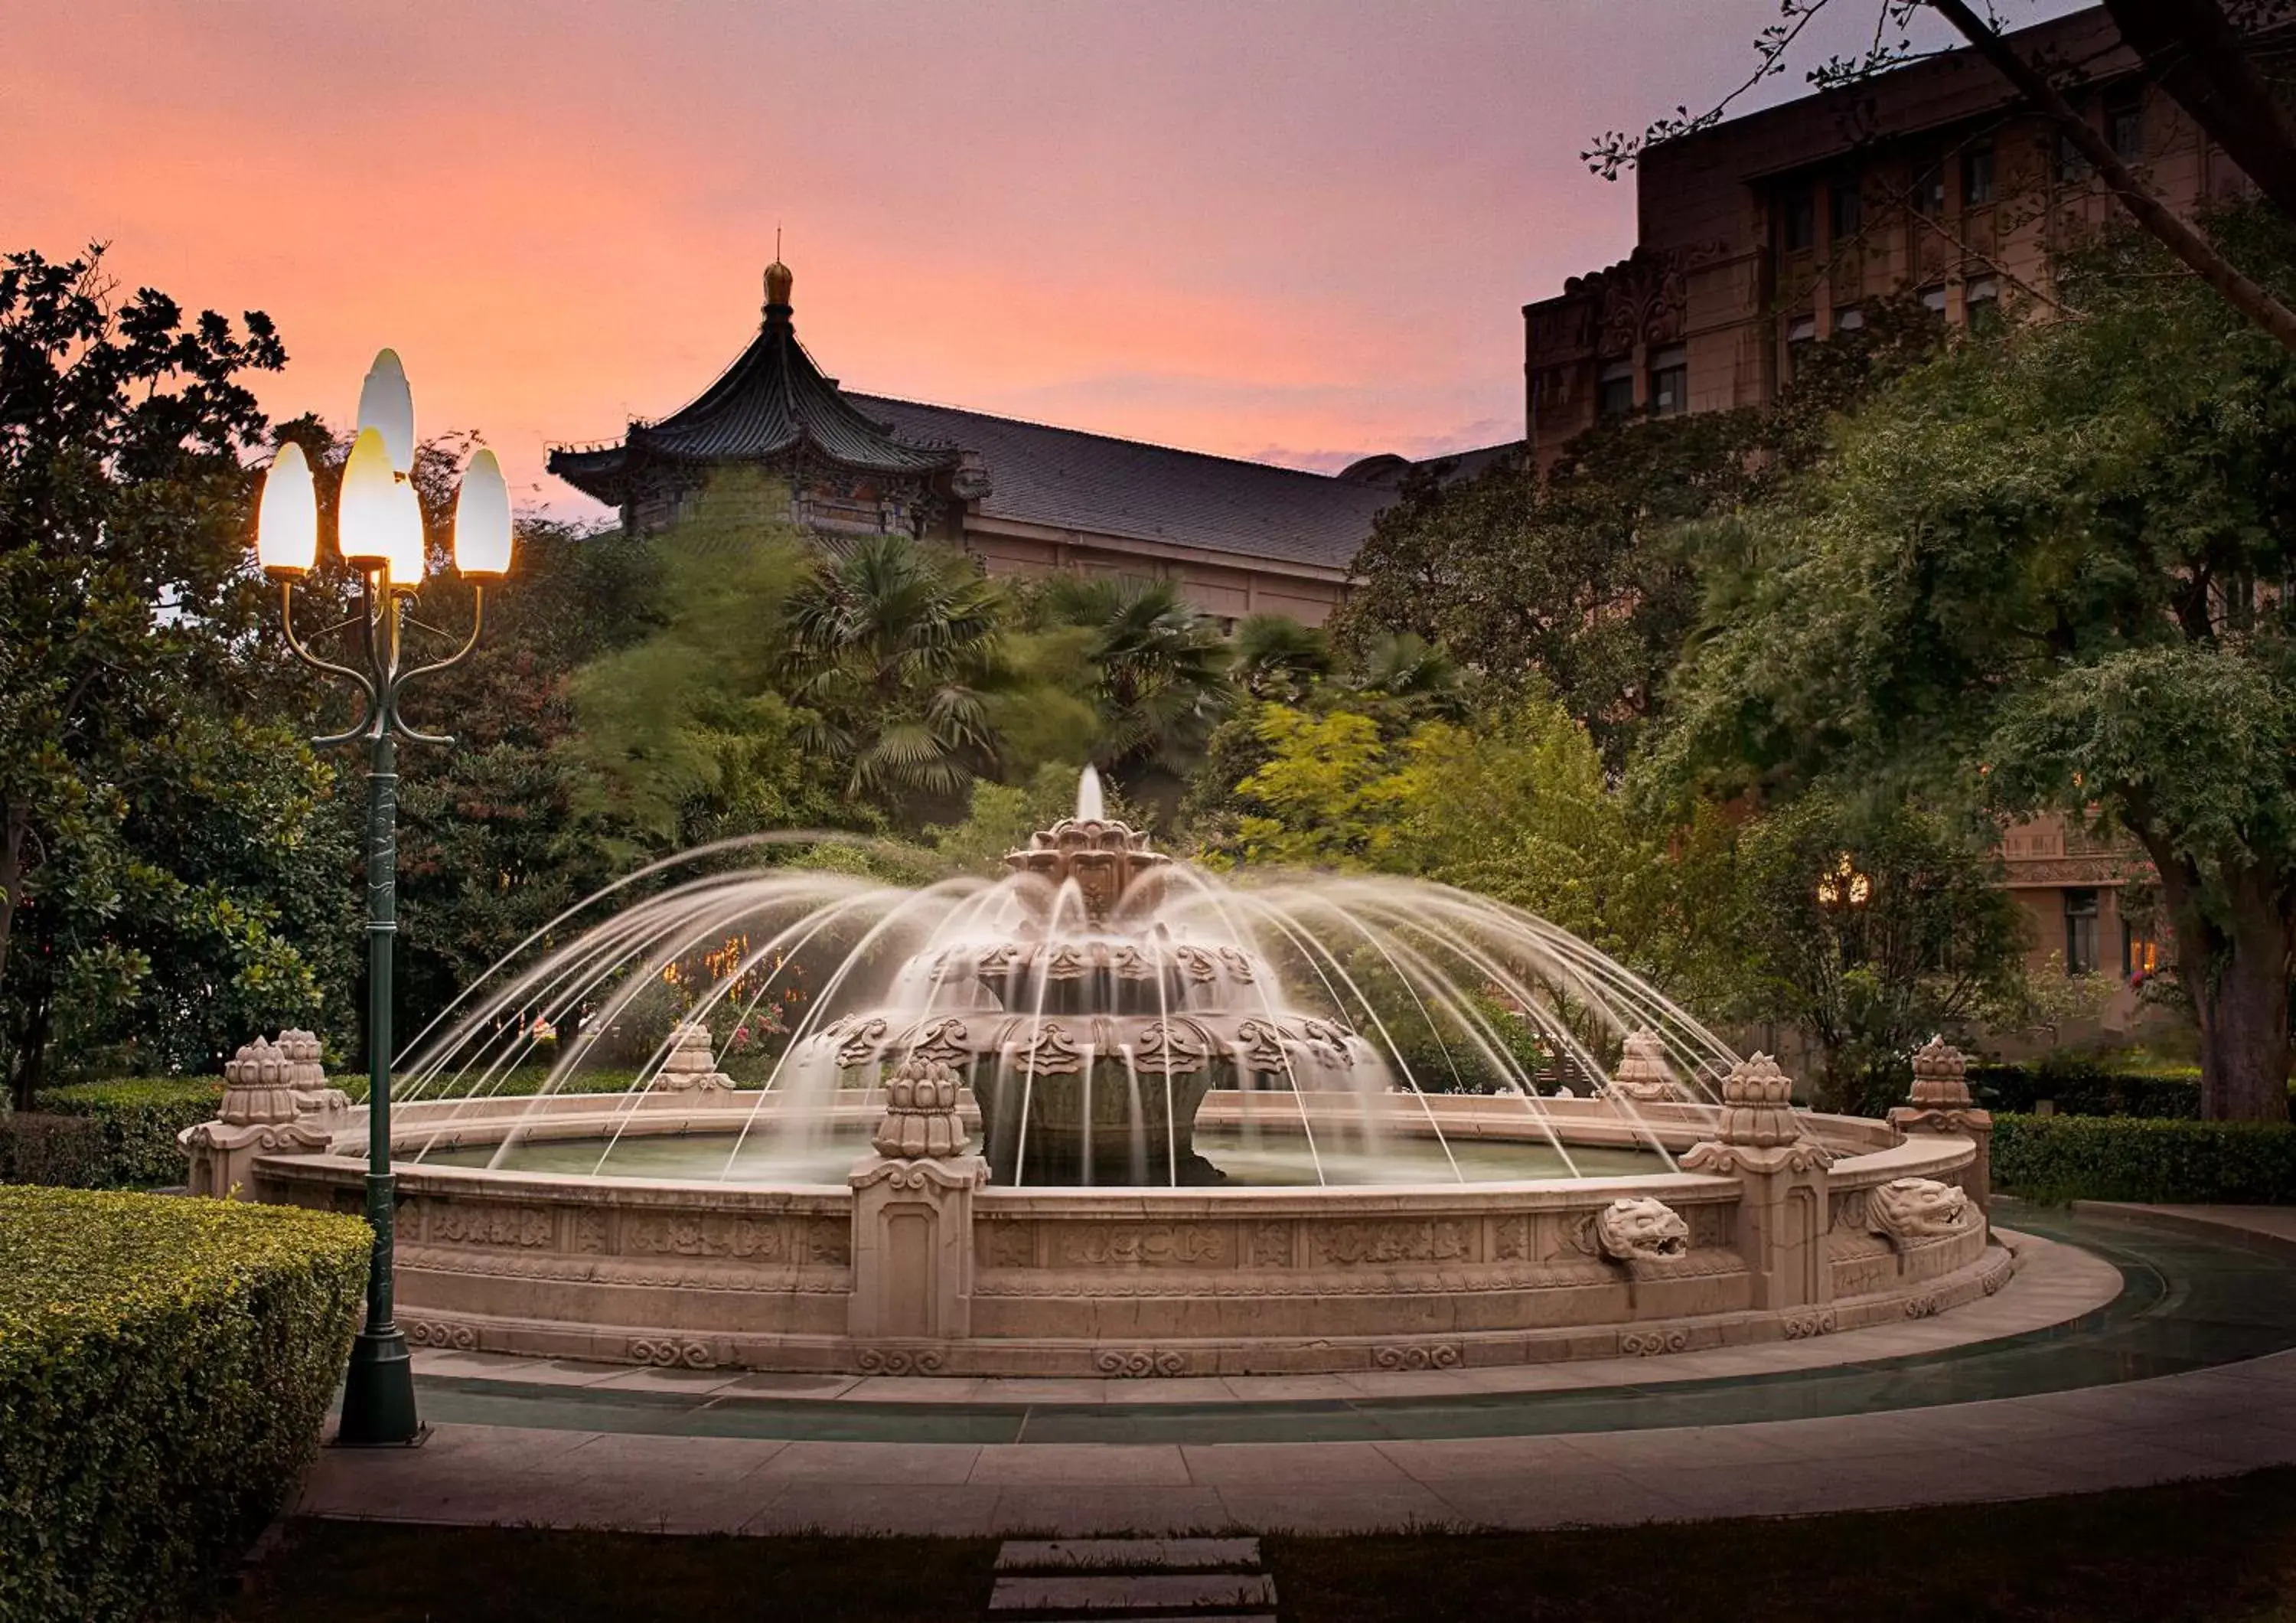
[1926,0,2296,355]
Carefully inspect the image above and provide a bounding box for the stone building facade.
[1522,5,2245,1034]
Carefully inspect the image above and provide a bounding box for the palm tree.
[1035,575,1234,795]
[1233,614,1332,703]
[1348,631,1469,722]
[784,534,1008,815]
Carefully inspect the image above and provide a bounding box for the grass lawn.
[224,1468,2296,1623]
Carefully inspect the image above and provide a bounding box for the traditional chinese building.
[550,260,1496,628]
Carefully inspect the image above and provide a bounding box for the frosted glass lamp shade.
[356,348,416,474]
[453,449,513,577]
[340,426,424,585]
[255,442,317,576]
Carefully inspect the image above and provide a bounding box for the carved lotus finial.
[657,1022,735,1092]
[1608,1029,1684,1104]
[1712,1052,1799,1147]
[220,1036,302,1128]
[872,1056,969,1160]
[1908,1036,1974,1109]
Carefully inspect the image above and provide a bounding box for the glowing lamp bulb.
[356,348,416,474]
[255,441,317,576]
[452,449,513,577]
[339,426,425,585]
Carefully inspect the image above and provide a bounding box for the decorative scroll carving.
[628,1337,716,1369]
[1231,1019,1290,1073]
[1133,1021,1208,1076]
[428,1204,555,1249]
[1903,1295,1942,1319]
[1783,1308,1838,1339]
[1055,1223,1230,1267]
[1094,1349,1189,1377]
[1619,1328,1690,1357]
[403,1318,479,1352]
[1013,1022,1084,1076]
[1248,1221,1294,1267]
[1374,1342,1463,1370]
[835,1017,890,1069]
[1309,1220,1473,1267]
[908,1018,972,1067]
[1594,1197,1690,1262]
[983,1223,1037,1269]
[856,1347,947,1375]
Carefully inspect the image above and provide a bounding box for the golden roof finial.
[765,227,792,310]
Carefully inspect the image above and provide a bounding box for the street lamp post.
[255,351,514,1446]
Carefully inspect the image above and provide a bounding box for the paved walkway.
[296,1204,2296,1536]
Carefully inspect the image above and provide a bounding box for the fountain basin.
[239,1095,2004,1376]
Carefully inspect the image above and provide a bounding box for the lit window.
[1781,185,1816,253]
[1598,359,1635,416]
[1918,284,1948,315]
[1912,160,1945,217]
[2106,85,2144,162]
[1786,314,1817,377]
[1829,178,1864,241]
[1962,142,1995,207]
[1966,275,2001,334]
[2122,920,2161,980]
[1649,345,1688,416]
[2064,889,2101,975]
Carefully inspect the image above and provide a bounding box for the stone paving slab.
[298,1209,2296,1537]
[996,1536,1261,1570]
[988,1572,1278,1612]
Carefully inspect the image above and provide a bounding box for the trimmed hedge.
[1993,1113,2296,1204]
[1969,1060,2295,1122]
[31,1078,227,1189]
[0,1186,369,1621]
[0,1113,109,1188]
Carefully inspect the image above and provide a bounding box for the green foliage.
[1729,792,2024,1115]
[0,244,351,1105]
[563,472,846,855]
[786,530,1009,821]
[0,1186,368,1622]
[1658,211,2296,1118]
[0,1112,106,1187]
[32,1076,225,1186]
[1992,1113,2296,1203]
[1025,575,1233,817]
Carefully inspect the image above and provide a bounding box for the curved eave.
[546,445,629,506]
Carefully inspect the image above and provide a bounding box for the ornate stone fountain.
[804,811,1370,1184]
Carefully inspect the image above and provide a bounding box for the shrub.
[0,1113,109,1187]
[1993,1113,2296,1204]
[1970,1057,2294,1122]
[32,1078,226,1188]
[0,1186,369,1622]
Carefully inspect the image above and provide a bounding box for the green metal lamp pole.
[258,364,513,1449]
[281,567,484,1446]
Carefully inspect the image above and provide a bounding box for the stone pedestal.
[1683,1053,1835,1311]
[848,1059,987,1358]
[1890,1036,1993,1212]
[655,1024,735,1092]
[183,1035,331,1200]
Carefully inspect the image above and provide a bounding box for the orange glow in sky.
[7,0,1903,521]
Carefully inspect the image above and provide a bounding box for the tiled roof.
[549,302,959,505]
[850,394,1399,573]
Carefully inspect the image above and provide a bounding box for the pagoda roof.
[549,266,961,505]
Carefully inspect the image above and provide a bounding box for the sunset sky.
[6,1,2070,522]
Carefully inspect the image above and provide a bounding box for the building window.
[1597,358,1635,417]
[1912,159,1945,217]
[1829,177,1864,241]
[2106,84,2144,162]
[1648,346,1688,416]
[1962,142,1995,207]
[1918,284,1948,315]
[2122,921,2161,981]
[1781,185,1816,253]
[2064,889,2101,975]
[1965,275,2001,334]
[1785,314,1817,377]
[1835,305,1867,333]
